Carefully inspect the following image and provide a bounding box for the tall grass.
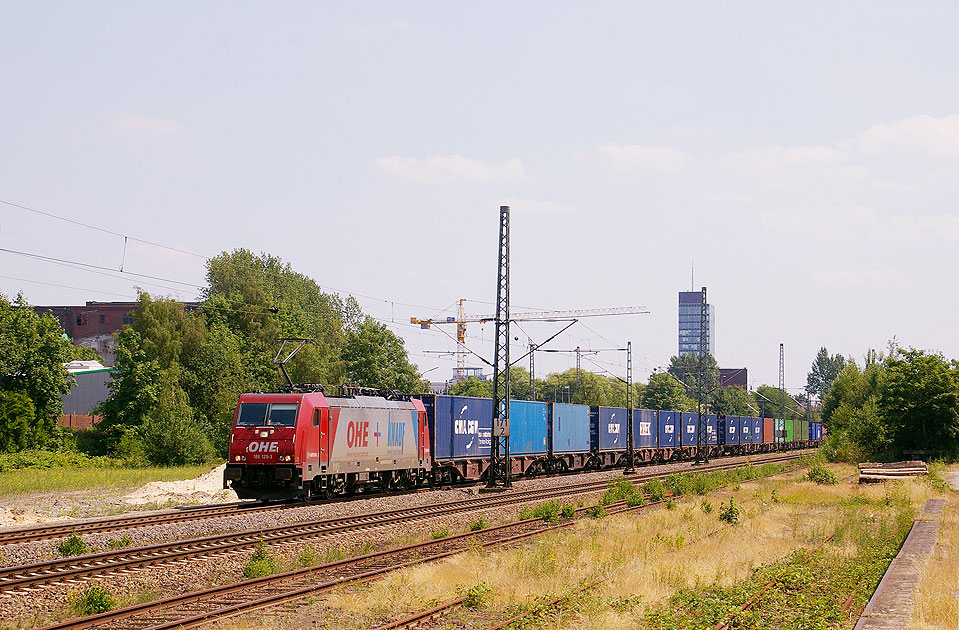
[0,464,214,495]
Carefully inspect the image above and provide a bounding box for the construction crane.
[412,302,649,382]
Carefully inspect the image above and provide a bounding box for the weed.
[469,516,487,531]
[431,527,451,540]
[644,479,667,502]
[561,504,576,518]
[719,498,741,524]
[601,479,642,506]
[462,582,494,608]
[323,545,347,563]
[607,594,643,612]
[243,541,279,578]
[58,532,88,557]
[297,546,317,567]
[106,534,133,550]
[520,500,561,523]
[700,499,713,514]
[807,465,838,485]
[585,504,607,519]
[69,583,116,615]
[771,489,781,503]
[359,540,374,555]
[665,498,676,510]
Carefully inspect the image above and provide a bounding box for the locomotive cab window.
[312,409,319,427]
[236,402,300,427]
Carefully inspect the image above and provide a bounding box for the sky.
[2,2,958,392]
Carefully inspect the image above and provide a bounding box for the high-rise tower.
[678,289,715,356]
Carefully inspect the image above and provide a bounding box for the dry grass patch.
[910,467,959,630]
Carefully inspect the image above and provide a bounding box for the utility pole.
[779,343,785,442]
[695,287,709,464]
[529,339,536,401]
[487,206,511,490]
[624,341,635,474]
[575,346,581,396]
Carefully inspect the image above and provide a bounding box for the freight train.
[223,390,822,500]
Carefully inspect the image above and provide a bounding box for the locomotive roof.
[327,395,416,409]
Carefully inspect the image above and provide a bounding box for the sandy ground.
[0,464,238,527]
[122,464,237,505]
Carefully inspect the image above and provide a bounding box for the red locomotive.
[224,390,431,500]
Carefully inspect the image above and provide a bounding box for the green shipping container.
[801,420,809,443]
[785,418,794,442]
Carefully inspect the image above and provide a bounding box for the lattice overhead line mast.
[695,286,709,464]
[489,205,512,489]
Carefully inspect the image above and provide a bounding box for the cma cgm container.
[680,412,699,446]
[508,400,549,456]
[591,407,627,451]
[763,418,775,444]
[426,395,492,461]
[633,409,658,449]
[550,403,591,454]
[723,416,741,445]
[659,410,680,448]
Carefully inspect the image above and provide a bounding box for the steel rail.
[33,455,805,630]
[0,453,801,595]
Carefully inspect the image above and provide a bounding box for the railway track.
[0,502,292,546]
[0,454,802,597]
[40,494,670,630]
[0,452,808,547]
[23,455,804,630]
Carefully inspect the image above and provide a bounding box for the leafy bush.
[0,449,117,473]
[585,504,607,518]
[462,582,494,608]
[719,498,741,524]
[665,498,676,510]
[807,465,838,485]
[106,534,133,550]
[58,532,89,557]
[69,583,116,615]
[643,479,667,502]
[469,516,487,531]
[0,390,36,453]
[243,541,279,578]
[561,504,576,518]
[519,500,561,523]
[431,527,451,540]
[601,479,643,506]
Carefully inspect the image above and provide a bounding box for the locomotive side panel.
[326,402,421,474]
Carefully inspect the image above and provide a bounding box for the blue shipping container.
[706,414,719,445]
[752,417,763,442]
[741,416,755,444]
[551,403,591,454]
[659,410,679,447]
[592,407,627,451]
[724,416,740,445]
[634,409,658,449]
[508,400,549,456]
[681,412,699,446]
[428,395,493,461]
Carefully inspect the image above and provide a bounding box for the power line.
[0,198,211,259]
[0,275,139,300]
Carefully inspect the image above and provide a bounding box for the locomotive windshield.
[236,402,299,427]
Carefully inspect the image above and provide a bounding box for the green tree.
[753,385,804,421]
[343,317,427,393]
[643,372,695,411]
[879,348,959,457]
[709,386,755,416]
[806,347,847,400]
[0,293,73,447]
[137,368,215,465]
[0,390,36,453]
[448,377,492,398]
[668,353,719,395]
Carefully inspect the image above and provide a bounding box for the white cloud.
[106,113,180,133]
[596,143,690,174]
[372,155,528,185]
[850,114,959,158]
